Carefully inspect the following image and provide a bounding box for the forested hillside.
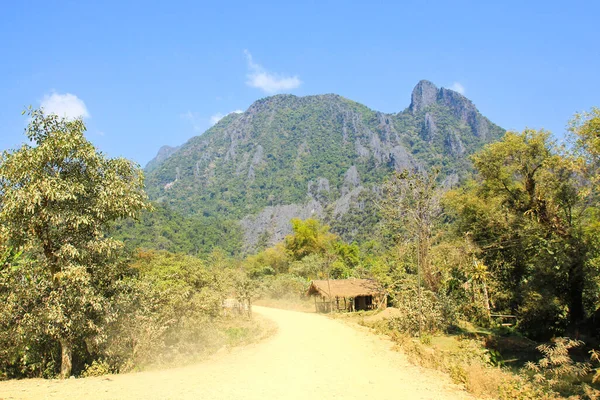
[135,80,504,253]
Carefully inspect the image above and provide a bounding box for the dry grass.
[337,309,557,400]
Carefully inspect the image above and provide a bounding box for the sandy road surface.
[0,306,472,400]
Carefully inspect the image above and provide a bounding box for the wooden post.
[326,274,333,314]
[314,295,318,313]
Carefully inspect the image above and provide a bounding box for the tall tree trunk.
[568,245,586,325]
[569,264,585,324]
[482,281,491,323]
[59,338,73,378]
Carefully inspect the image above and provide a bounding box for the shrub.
[81,360,112,377]
[96,250,261,372]
[524,337,596,396]
[518,292,569,341]
[388,288,455,336]
[259,274,308,300]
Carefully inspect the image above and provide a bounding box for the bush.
[388,287,456,336]
[259,274,308,300]
[81,360,112,377]
[523,337,597,397]
[518,292,569,341]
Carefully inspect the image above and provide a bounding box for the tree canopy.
[447,121,600,337]
[0,110,150,377]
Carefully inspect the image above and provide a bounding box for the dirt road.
[0,307,472,399]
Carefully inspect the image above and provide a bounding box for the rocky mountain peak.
[409,80,439,113]
[142,80,505,251]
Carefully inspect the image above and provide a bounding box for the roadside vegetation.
[1,106,599,399]
[0,111,267,379]
[234,108,600,399]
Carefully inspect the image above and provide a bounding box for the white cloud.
[449,82,465,95]
[244,50,302,94]
[40,92,90,120]
[210,113,225,125]
[210,110,244,126]
[183,109,244,130]
[180,111,204,132]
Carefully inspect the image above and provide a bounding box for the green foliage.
[570,107,600,166]
[0,111,260,379]
[288,253,325,278]
[81,360,112,378]
[0,253,57,379]
[245,218,367,301]
[259,274,309,300]
[285,218,338,260]
[0,109,151,377]
[101,250,236,370]
[380,169,443,291]
[526,338,590,382]
[388,284,458,336]
[113,203,243,257]
[245,242,289,277]
[334,241,360,269]
[446,126,600,338]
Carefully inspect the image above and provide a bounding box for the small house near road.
[307,279,387,313]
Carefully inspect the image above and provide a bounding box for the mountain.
[140,80,504,253]
[145,145,181,173]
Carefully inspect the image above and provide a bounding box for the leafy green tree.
[113,204,243,257]
[0,110,150,377]
[333,241,360,269]
[449,125,599,335]
[473,129,596,324]
[245,242,290,275]
[570,107,600,165]
[284,218,338,261]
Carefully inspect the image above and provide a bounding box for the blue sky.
[1,0,598,166]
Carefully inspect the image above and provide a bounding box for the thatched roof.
[307,279,385,298]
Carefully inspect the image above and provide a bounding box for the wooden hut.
[307,279,387,313]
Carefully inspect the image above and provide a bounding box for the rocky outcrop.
[333,187,364,217]
[240,200,324,252]
[342,166,360,194]
[390,145,418,171]
[308,177,330,201]
[444,131,466,156]
[410,80,439,114]
[409,81,498,145]
[424,113,438,141]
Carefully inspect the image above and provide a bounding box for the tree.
[379,169,442,336]
[570,107,600,165]
[284,218,338,261]
[380,169,442,292]
[0,110,150,377]
[449,126,599,335]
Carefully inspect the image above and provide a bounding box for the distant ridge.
[142,80,504,252]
